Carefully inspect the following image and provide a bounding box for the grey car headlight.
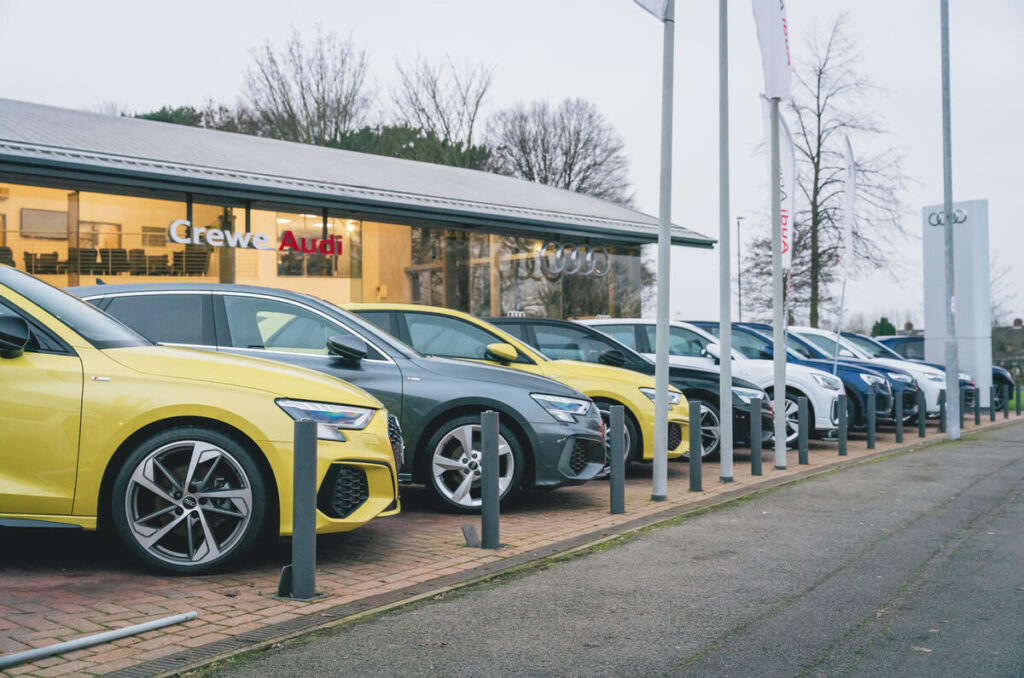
[925,373,946,383]
[276,398,376,441]
[732,387,766,404]
[887,372,915,385]
[860,373,888,389]
[811,373,843,391]
[639,387,682,406]
[532,393,592,423]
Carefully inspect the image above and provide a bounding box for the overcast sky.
[1,0,1020,327]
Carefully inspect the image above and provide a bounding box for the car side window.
[403,313,508,361]
[731,329,769,359]
[357,310,396,336]
[785,335,818,359]
[800,333,838,356]
[598,324,638,350]
[103,294,209,345]
[0,300,51,353]
[644,326,709,357]
[532,324,613,363]
[222,296,381,359]
[904,339,924,360]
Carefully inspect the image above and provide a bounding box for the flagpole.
[651,0,674,501]
[771,96,787,469]
[718,0,733,482]
[940,0,960,439]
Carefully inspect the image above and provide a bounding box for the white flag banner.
[633,0,670,20]
[752,0,792,100]
[761,96,796,270]
[842,135,856,273]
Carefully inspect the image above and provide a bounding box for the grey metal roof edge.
[0,139,715,248]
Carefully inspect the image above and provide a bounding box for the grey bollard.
[1004,385,1010,419]
[837,394,848,456]
[797,396,809,465]
[959,387,967,430]
[689,401,702,492]
[866,392,876,450]
[278,419,318,600]
[1017,384,1022,416]
[974,387,981,425]
[480,411,500,549]
[990,386,996,422]
[750,396,763,476]
[938,390,947,433]
[894,394,904,443]
[609,405,625,515]
[917,389,927,438]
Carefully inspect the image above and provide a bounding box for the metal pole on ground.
[480,411,500,549]
[278,419,318,600]
[838,394,848,456]
[866,392,876,450]
[770,96,787,471]
[940,0,961,441]
[689,402,703,492]
[959,387,967,430]
[939,390,947,434]
[651,0,676,503]
[750,397,763,475]
[990,386,996,422]
[974,386,981,425]
[717,0,734,485]
[797,396,808,465]
[895,395,904,443]
[1003,384,1010,419]
[918,390,927,438]
[609,405,625,515]
[1017,384,1021,417]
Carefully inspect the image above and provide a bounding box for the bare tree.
[243,25,373,145]
[742,15,910,326]
[392,55,493,158]
[487,98,634,206]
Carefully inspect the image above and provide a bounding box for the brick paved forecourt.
[1,414,1018,677]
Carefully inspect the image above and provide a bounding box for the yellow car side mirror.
[485,342,518,364]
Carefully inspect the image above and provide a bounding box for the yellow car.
[347,304,690,464]
[0,267,400,574]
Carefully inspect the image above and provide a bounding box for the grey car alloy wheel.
[124,440,254,568]
[431,424,515,509]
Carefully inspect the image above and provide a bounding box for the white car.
[580,319,840,443]
[788,326,968,417]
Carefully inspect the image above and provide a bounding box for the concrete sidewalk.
[208,422,1024,677]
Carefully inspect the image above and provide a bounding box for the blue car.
[867,334,1008,408]
[690,321,910,429]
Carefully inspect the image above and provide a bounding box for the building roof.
[0,98,713,248]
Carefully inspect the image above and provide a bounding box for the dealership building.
[0,98,712,319]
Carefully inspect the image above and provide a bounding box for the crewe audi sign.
[168,220,343,254]
[494,242,611,279]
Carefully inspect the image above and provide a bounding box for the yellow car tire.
[594,400,640,466]
[110,425,268,575]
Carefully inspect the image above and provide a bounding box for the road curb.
[115,418,1022,678]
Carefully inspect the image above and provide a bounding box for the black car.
[70,284,607,512]
[486,317,773,458]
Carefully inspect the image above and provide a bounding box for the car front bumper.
[529,416,607,489]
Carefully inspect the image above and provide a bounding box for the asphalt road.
[210,423,1024,678]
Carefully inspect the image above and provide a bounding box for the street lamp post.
[736,216,744,321]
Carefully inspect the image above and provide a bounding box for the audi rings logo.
[494,243,611,280]
[927,208,967,227]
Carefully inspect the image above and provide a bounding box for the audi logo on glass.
[927,209,967,227]
[168,219,343,254]
[494,242,611,279]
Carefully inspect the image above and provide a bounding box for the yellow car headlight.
[276,398,376,442]
[639,387,682,406]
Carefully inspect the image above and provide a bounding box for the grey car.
[70,284,606,512]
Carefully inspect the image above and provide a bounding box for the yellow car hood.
[543,359,676,391]
[103,346,382,408]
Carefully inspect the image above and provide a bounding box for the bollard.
[894,394,904,443]
[917,389,927,438]
[1017,384,1022,417]
[938,390,947,433]
[278,419,318,600]
[837,394,848,456]
[866,392,876,450]
[797,396,808,465]
[609,405,625,515]
[1004,384,1010,419]
[480,411,500,549]
[990,386,996,422]
[974,387,981,425]
[959,387,967,430]
[750,397,763,476]
[689,401,702,492]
